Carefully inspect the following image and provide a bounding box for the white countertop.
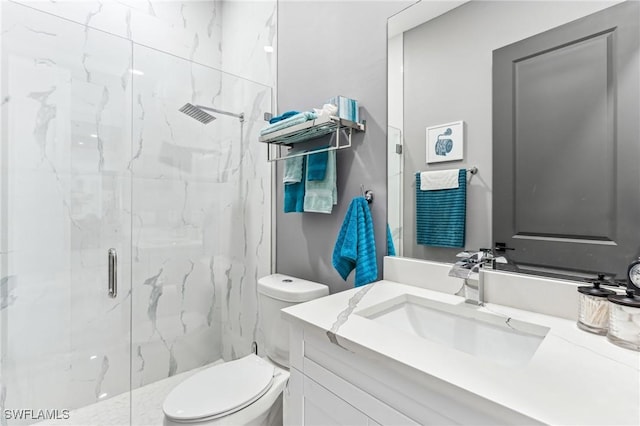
[282,279,640,425]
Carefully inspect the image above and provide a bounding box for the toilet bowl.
[163,355,288,426]
[162,274,328,426]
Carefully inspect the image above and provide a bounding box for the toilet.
[163,274,329,425]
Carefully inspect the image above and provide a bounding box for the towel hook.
[360,185,374,204]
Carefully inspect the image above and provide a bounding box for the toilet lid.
[163,355,275,422]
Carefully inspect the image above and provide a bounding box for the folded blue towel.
[332,197,377,287]
[306,146,329,181]
[387,223,396,256]
[415,169,466,247]
[284,157,306,213]
[260,111,317,136]
[269,110,300,124]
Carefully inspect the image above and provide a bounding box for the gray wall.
[276,1,410,293]
[402,0,621,261]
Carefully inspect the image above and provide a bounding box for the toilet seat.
[163,355,275,423]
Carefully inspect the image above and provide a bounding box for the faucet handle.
[494,242,515,252]
[475,248,495,269]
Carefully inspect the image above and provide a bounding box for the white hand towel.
[420,169,460,191]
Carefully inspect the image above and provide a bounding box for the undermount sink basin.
[357,294,549,367]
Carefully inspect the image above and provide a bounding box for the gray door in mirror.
[492,1,640,279]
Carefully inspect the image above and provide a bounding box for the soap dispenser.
[607,259,640,351]
[577,274,615,335]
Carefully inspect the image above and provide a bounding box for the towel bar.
[263,116,366,162]
[416,166,478,175]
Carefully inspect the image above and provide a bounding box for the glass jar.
[578,288,615,335]
[607,292,640,351]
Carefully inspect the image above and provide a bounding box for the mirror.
[387,0,639,280]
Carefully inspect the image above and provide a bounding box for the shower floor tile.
[35,359,222,426]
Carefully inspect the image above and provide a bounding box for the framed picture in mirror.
[426,120,464,163]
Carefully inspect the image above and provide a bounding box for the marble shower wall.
[1,0,276,420]
[129,46,272,389]
[218,0,277,361]
[10,0,225,70]
[221,0,278,88]
[10,0,279,88]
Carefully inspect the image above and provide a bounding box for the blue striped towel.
[416,169,466,248]
[332,197,377,287]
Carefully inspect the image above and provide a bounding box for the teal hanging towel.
[284,156,306,213]
[332,197,377,287]
[386,224,396,256]
[415,169,466,247]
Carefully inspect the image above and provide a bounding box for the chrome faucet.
[449,249,495,306]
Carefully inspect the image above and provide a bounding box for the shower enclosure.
[0,2,272,424]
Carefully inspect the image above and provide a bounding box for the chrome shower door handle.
[108,248,117,298]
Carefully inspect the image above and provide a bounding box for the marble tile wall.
[220,0,277,88]
[11,0,224,70]
[129,45,272,392]
[217,74,273,362]
[216,0,277,363]
[1,0,276,422]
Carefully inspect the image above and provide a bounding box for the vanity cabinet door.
[300,350,422,425]
[303,375,369,426]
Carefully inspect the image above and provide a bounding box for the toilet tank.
[258,274,329,367]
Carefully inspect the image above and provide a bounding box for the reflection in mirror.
[387,0,639,280]
[387,126,403,256]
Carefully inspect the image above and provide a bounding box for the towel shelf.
[260,115,366,162]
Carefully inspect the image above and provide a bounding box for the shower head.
[179,102,245,124]
[179,103,217,124]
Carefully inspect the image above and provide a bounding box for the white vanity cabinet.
[284,323,534,426]
[281,262,640,426]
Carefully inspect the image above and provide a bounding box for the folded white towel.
[420,169,460,191]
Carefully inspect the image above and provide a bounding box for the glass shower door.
[0,3,132,425]
[128,45,273,423]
